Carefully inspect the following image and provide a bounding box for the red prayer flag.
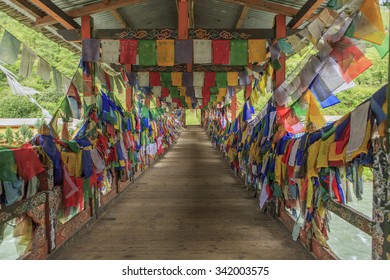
[120,40,138,64]
[161,87,170,97]
[212,40,230,64]
[204,72,216,87]
[149,72,161,86]
[202,87,210,101]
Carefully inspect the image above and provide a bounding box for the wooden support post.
[124,64,133,111]
[231,87,237,121]
[274,14,286,88]
[81,15,92,98]
[178,0,191,72]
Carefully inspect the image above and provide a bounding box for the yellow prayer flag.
[156,40,175,66]
[227,72,238,86]
[306,90,326,131]
[179,87,186,97]
[248,39,266,63]
[171,72,183,86]
[354,0,386,45]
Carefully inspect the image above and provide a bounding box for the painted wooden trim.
[325,199,373,235]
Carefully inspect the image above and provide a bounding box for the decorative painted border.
[0,192,46,223]
[114,29,178,40]
[132,64,187,72]
[372,137,390,260]
[55,208,91,248]
[192,64,245,72]
[325,199,373,235]
[189,29,252,40]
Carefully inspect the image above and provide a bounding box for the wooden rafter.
[288,0,324,29]
[111,9,128,28]
[30,0,80,29]
[236,5,249,28]
[9,0,46,18]
[189,0,195,29]
[35,0,143,26]
[224,0,298,17]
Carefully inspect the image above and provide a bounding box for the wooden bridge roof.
[0,0,328,53]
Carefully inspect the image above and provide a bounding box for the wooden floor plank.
[54,127,308,260]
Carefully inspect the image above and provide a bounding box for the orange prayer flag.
[156,40,175,66]
[171,72,183,86]
[248,39,266,63]
[227,72,239,86]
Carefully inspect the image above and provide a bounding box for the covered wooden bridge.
[0,0,388,260]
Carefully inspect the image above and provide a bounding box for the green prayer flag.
[373,33,389,59]
[0,31,21,65]
[169,87,179,98]
[210,94,217,102]
[138,40,157,66]
[216,72,227,88]
[83,178,92,201]
[0,147,18,182]
[60,97,72,122]
[210,86,219,94]
[161,72,171,87]
[279,39,294,56]
[230,40,248,66]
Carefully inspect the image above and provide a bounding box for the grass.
[186,109,201,125]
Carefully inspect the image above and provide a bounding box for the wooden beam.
[10,0,46,18]
[30,0,80,29]
[224,0,298,17]
[57,28,276,41]
[178,0,189,40]
[236,5,249,28]
[111,9,128,28]
[36,0,143,26]
[288,0,324,29]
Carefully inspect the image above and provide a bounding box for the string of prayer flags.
[120,40,138,64]
[193,40,212,64]
[82,39,100,62]
[156,40,175,66]
[212,40,230,64]
[101,40,120,63]
[230,40,248,65]
[248,39,266,63]
[175,40,192,64]
[0,31,21,65]
[138,40,157,66]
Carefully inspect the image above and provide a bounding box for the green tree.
[4,127,13,145]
